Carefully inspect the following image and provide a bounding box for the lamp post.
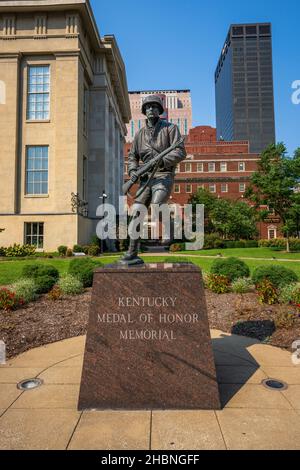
[99,190,108,253]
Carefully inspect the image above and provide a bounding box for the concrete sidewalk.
[0,331,300,450]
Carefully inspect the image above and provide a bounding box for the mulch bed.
[1,289,300,359]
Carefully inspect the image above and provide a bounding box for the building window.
[221,183,228,193]
[239,183,246,193]
[197,184,204,191]
[175,165,180,174]
[209,184,216,193]
[83,87,88,135]
[185,163,192,173]
[239,162,245,172]
[208,162,216,172]
[220,162,227,172]
[27,65,50,120]
[25,222,44,249]
[138,119,141,130]
[131,121,134,138]
[186,184,192,193]
[268,227,277,240]
[197,163,203,172]
[174,184,180,193]
[184,118,188,135]
[25,146,48,195]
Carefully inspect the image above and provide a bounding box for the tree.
[189,188,258,240]
[246,144,300,251]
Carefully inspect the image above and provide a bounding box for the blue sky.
[90,0,300,155]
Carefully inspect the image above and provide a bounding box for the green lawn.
[140,255,300,277]
[179,247,300,260]
[0,251,300,286]
[0,257,118,286]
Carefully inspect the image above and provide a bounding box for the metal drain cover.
[262,379,288,391]
[17,378,43,391]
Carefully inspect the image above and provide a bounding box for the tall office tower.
[126,89,192,142]
[215,23,276,153]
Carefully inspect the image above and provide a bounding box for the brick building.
[126,89,192,143]
[124,125,281,240]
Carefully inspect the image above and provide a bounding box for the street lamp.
[99,191,108,253]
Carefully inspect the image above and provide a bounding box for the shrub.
[58,275,84,296]
[82,245,90,255]
[5,244,36,258]
[88,245,100,257]
[207,274,231,294]
[211,257,250,282]
[0,288,25,311]
[259,238,300,252]
[66,248,73,257]
[11,279,38,304]
[58,246,68,257]
[22,264,40,278]
[279,284,298,304]
[169,243,185,252]
[47,286,62,301]
[0,247,6,257]
[204,234,225,250]
[202,272,209,288]
[252,265,298,289]
[90,235,101,248]
[245,240,259,248]
[35,276,56,294]
[231,278,254,294]
[68,258,100,288]
[73,244,84,253]
[256,280,279,305]
[22,264,59,283]
[274,309,297,330]
[233,241,246,248]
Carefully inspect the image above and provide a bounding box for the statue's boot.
[119,238,144,266]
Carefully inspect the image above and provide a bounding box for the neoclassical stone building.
[0,0,131,251]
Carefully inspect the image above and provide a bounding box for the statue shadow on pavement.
[212,333,263,408]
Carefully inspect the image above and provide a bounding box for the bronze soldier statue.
[120,95,187,266]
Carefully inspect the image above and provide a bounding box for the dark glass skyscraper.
[215,23,276,153]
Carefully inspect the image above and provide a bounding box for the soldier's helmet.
[141,95,164,116]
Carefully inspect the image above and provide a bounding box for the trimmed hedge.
[259,238,300,252]
[252,265,298,289]
[22,264,59,282]
[35,276,57,294]
[68,258,101,288]
[211,257,250,282]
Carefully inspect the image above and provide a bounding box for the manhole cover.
[17,378,43,391]
[261,379,288,391]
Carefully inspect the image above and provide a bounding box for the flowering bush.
[58,275,84,296]
[207,274,231,294]
[256,279,279,305]
[0,288,25,311]
[11,279,38,304]
[4,244,36,258]
[231,277,254,294]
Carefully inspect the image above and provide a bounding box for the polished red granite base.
[78,263,221,410]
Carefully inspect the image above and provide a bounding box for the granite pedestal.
[78,263,221,410]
